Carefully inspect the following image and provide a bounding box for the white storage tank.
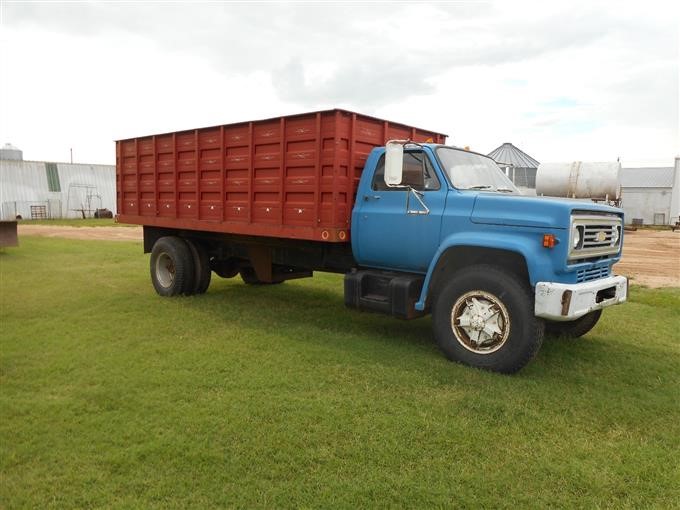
[536,161,621,200]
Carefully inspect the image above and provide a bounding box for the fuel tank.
[536,161,620,200]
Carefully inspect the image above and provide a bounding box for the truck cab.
[347,142,627,372]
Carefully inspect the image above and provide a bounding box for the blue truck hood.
[470,193,622,229]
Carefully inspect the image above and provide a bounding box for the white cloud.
[0,1,677,166]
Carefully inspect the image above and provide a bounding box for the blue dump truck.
[118,110,627,373]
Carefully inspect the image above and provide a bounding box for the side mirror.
[384,141,404,186]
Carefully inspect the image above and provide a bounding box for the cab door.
[353,149,446,272]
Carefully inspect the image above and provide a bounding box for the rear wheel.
[546,310,602,338]
[150,237,195,296]
[432,265,544,374]
[185,239,211,295]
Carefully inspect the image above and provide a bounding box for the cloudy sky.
[1,1,678,167]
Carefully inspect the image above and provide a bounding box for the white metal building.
[620,158,680,225]
[0,146,116,220]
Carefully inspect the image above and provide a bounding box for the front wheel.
[546,310,602,338]
[432,265,544,374]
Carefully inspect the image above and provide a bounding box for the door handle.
[363,195,381,201]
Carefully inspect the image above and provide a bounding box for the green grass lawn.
[18,218,134,227]
[1,237,679,508]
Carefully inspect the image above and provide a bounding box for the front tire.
[432,265,544,374]
[546,310,602,338]
[150,237,195,296]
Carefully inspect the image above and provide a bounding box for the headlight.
[611,226,620,246]
[572,226,581,249]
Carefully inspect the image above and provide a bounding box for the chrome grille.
[569,214,622,260]
[576,264,611,282]
[582,224,619,249]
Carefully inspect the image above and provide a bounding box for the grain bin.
[0,143,23,161]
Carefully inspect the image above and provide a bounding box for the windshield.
[436,147,520,193]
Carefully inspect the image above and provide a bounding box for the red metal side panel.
[175,130,197,220]
[115,141,122,214]
[115,109,447,243]
[156,134,175,217]
[224,122,250,222]
[197,127,222,221]
[334,111,353,231]
[119,140,138,215]
[283,113,318,228]
[138,137,155,217]
[320,111,341,228]
[252,118,282,225]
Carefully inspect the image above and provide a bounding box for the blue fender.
[414,231,554,311]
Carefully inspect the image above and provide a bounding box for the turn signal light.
[543,234,556,248]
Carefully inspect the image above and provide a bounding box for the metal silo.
[487,143,540,189]
[0,143,23,161]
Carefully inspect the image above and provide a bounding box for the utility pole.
[70,148,73,164]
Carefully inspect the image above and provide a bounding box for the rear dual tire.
[185,239,211,294]
[150,236,210,296]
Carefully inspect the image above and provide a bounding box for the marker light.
[543,234,556,248]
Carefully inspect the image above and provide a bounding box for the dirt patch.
[617,230,680,288]
[17,224,680,287]
[18,224,142,241]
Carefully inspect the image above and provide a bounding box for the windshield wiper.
[464,185,492,190]
[496,188,515,193]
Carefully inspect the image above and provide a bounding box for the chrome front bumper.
[534,275,628,321]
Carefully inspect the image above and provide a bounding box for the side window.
[372,151,440,191]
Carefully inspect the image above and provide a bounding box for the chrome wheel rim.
[155,252,175,288]
[451,290,510,354]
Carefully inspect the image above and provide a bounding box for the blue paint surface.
[351,145,624,311]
